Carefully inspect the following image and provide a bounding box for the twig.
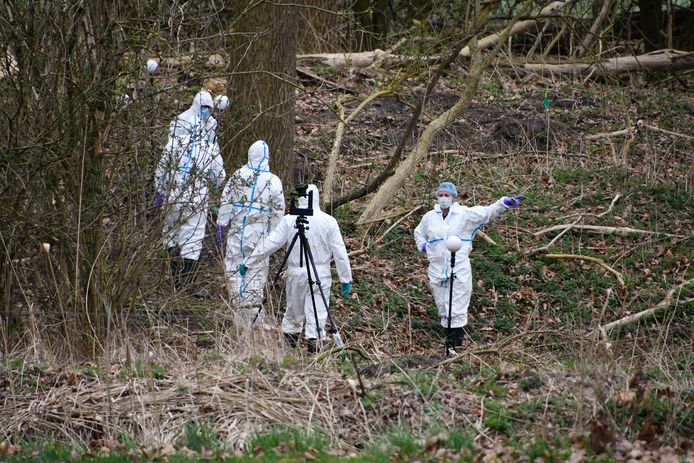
[600,279,694,334]
[438,330,560,367]
[595,193,621,218]
[347,249,367,258]
[376,205,424,245]
[530,215,582,253]
[637,120,694,141]
[545,253,625,288]
[534,224,684,238]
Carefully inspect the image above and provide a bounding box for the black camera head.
[289,183,314,217]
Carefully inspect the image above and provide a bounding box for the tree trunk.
[639,0,665,51]
[224,1,298,187]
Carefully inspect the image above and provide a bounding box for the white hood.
[247,140,270,171]
[172,90,215,135]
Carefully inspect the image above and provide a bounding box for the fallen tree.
[523,49,694,75]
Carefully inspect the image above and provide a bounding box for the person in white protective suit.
[241,184,352,352]
[217,140,285,311]
[154,90,226,295]
[414,182,523,351]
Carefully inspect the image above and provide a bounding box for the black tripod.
[252,213,344,351]
[445,249,457,358]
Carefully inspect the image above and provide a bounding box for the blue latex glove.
[216,225,224,244]
[421,243,427,253]
[503,195,524,208]
[238,264,247,276]
[153,191,164,208]
[341,282,352,297]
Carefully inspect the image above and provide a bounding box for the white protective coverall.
[218,140,284,306]
[246,185,352,339]
[155,91,226,260]
[414,199,509,328]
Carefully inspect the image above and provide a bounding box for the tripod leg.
[299,233,324,348]
[301,234,339,335]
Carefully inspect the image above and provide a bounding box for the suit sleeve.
[464,198,508,230]
[217,177,235,227]
[246,217,290,268]
[268,176,285,232]
[329,219,352,283]
[413,213,430,251]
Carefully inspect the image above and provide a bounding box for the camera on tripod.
[289,183,314,217]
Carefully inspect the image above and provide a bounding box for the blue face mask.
[200,107,211,121]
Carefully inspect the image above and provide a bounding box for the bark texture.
[225,1,298,187]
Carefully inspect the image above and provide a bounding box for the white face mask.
[437,196,453,209]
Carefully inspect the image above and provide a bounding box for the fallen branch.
[459,1,573,58]
[296,66,353,93]
[637,120,694,141]
[545,253,625,288]
[534,224,683,238]
[438,330,561,367]
[530,215,582,253]
[585,128,634,140]
[586,121,693,142]
[600,279,694,334]
[347,249,367,258]
[477,230,498,246]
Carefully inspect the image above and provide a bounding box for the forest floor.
[2,66,693,462]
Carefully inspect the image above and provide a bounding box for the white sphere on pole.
[445,235,463,253]
[146,59,158,75]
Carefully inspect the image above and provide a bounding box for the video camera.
[289,183,314,217]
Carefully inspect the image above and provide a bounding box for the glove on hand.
[216,225,224,244]
[341,282,352,297]
[421,243,427,253]
[153,191,164,208]
[238,264,248,276]
[503,195,524,208]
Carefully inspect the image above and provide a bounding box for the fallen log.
[296,50,397,70]
[523,49,694,76]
